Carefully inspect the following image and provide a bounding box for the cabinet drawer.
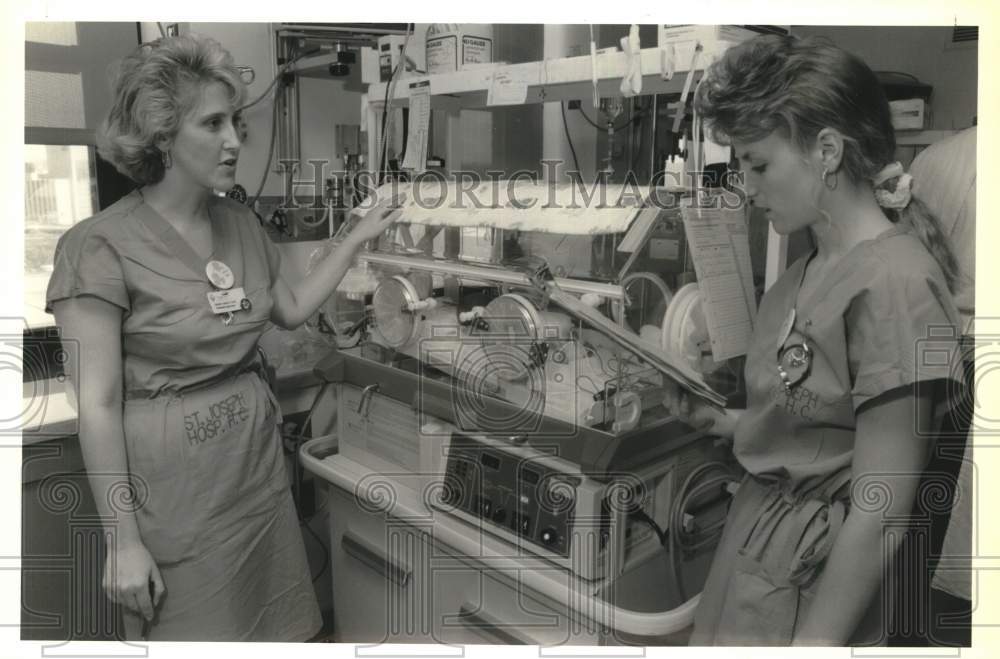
[329,484,435,642]
[442,567,599,645]
[328,482,600,645]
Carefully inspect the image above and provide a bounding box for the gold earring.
[161,150,172,169]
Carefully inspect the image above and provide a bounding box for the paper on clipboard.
[401,79,431,171]
[680,201,757,362]
[487,70,531,106]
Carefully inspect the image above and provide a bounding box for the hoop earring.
[821,167,838,191]
[161,149,172,169]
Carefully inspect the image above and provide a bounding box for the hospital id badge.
[207,286,247,314]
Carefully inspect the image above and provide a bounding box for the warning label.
[463,36,493,66]
[427,35,458,74]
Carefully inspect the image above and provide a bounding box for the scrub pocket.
[123,397,183,478]
[716,550,801,645]
[124,396,200,563]
[259,372,282,426]
[698,476,847,646]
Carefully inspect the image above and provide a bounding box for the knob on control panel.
[540,527,559,546]
[441,436,574,559]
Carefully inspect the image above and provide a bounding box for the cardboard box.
[657,25,791,66]
[657,25,761,70]
[658,24,761,47]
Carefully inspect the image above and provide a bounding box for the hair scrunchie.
[872,161,913,210]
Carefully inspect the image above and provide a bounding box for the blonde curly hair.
[97,33,246,185]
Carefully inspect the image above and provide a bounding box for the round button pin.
[205,260,234,290]
[240,298,252,312]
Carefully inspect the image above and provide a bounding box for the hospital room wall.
[793,25,978,130]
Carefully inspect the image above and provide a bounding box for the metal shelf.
[363,41,738,110]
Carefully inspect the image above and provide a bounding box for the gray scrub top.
[46,189,281,398]
[735,225,963,494]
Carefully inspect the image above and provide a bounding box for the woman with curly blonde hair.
[47,34,397,640]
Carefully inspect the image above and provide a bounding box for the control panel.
[441,435,584,558]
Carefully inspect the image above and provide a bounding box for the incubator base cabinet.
[307,443,718,645]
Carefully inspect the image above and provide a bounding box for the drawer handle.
[357,383,380,416]
[457,602,534,645]
[342,530,412,587]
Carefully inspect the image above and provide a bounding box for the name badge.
[207,286,247,314]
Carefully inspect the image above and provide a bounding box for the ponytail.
[893,197,960,295]
[874,165,960,294]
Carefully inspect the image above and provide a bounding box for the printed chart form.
[681,203,757,362]
[401,79,431,171]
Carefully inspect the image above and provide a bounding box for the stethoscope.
[775,260,815,394]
